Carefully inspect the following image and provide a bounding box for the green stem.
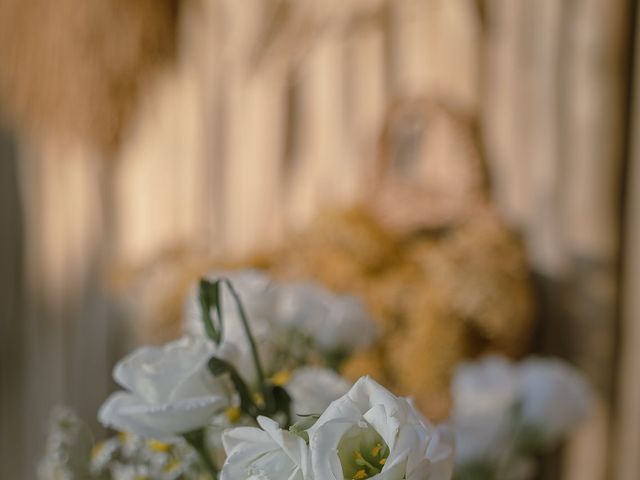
[222,279,270,407]
[184,429,218,479]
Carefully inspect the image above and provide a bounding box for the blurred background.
[0,0,639,479]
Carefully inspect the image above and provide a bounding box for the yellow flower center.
[163,459,181,473]
[270,370,292,386]
[225,406,242,423]
[338,424,389,480]
[90,441,105,460]
[253,392,265,408]
[148,439,172,453]
[353,469,368,479]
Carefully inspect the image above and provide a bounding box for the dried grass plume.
[0,0,180,152]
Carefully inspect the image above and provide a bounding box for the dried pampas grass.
[0,0,180,152]
[266,207,534,420]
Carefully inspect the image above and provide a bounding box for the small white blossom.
[38,407,93,480]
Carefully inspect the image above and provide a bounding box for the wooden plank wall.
[2,0,638,478]
[12,139,124,479]
[114,0,483,264]
[483,1,633,479]
[614,3,640,479]
[0,121,26,479]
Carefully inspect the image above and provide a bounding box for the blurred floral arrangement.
[40,271,593,480]
[112,102,534,422]
[123,207,534,421]
[451,356,593,480]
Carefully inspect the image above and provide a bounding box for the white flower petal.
[451,356,519,464]
[277,282,378,353]
[113,337,215,404]
[99,336,229,439]
[517,357,593,439]
[287,367,351,419]
[221,416,311,480]
[99,391,227,441]
[309,376,452,480]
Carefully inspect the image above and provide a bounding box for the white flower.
[277,282,378,353]
[98,337,230,440]
[517,358,593,440]
[286,367,352,419]
[183,269,279,340]
[38,407,94,480]
[308,376,454,480]
[182,270,378,378]
[451,355,594,469]
[221,416,312,480]
[451,356,519,464]
[183,269,281,383]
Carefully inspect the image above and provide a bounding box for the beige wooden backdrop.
[1,0,639,479]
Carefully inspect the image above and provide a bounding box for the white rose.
[451,356,519,464]
[98,337,230,440]
[221,416,312,480]
[308,376,453,480]
[517,358,593,440]
[286,367,352,419]
[277,282,378,353]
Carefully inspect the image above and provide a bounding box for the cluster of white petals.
[221,416,312,480]
[51,270,597,480]
[221,377,454,480]
[98,266,375,447]
[452,355,593,468]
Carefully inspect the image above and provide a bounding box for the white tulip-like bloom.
[98,337,230,441]
[517,357,593,440]
[286,366,352,419]
[221,416,312,480]
[307,376,454,480]
[276,281,378,353]
[451,356,519,464]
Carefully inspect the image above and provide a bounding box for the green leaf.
[288,414,320,442]
[207,356,258,417]
[183,428,218,478]
[198,279,224,345]
[454,461,496,480]
[513,423,549,455]
[270,385,293,427]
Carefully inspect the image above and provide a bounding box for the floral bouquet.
[39,271,593,480]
